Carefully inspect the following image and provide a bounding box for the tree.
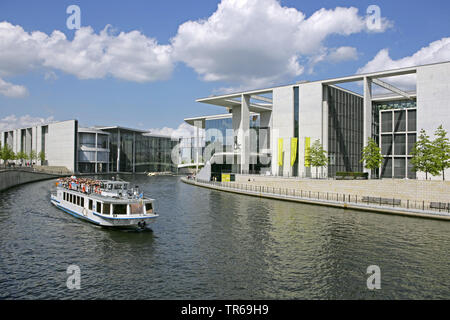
[410,129,439,180]
[16,151,28,164]
[0,144,16,167]
[432,125,450,180]
[361,138,383,178]
[306,139,328,179]
[39,151,46,165]
[29,150,37,165]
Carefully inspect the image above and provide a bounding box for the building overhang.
[184,112,259,128]
[196,88,273,113]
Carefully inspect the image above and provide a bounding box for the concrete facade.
[416,62,450,180]
[1,120,177,174]
[188,61,450,181]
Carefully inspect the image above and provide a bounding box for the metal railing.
[195,179,450,216]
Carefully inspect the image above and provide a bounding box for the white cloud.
[171,0,386,88]
[149,122,205,142]
[148,122,200,139]
[0,0,393,97]
[327,46,358,62]
[0,114,55,131]
[0,78,28,98]
[0,21,174,97]
[358,38,450,90]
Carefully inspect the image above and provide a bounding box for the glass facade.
[205,117,233,148]
[327,86,364,177]
[104,128,178,173]
[377,102,417,179]
[78,131,110,173]
[205,114,269,177]
[293,86,299,176]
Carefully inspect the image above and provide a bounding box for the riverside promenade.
[0,167,69,192]
[181,177,450,221]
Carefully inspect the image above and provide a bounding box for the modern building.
[1,121,179,174]
[185,61,450,180]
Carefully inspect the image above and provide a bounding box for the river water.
[0,175,449,299]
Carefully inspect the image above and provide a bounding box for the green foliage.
[0,144,16,164]
[306,139,328,178]
[16,151,29,162]
[336,172,368,178]
[410,129,439,179]
[432,125,450,180]
[29,150,37,162]
[360,138,383,178]
[39,151,46,163]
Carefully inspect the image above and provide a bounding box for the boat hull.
[50,196,158,229]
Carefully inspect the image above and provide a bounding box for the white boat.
[50,177,158,230]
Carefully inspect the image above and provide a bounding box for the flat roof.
[184,112,259,127]
[93,126,175,139]
[196,60,450,103]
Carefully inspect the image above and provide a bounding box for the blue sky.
[0,0,449,135]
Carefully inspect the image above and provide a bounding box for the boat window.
[113,204,127,215]
[103,203,111,215]
[146,203,153,214]
[81,197,85,208]
[63,192,66,201]
[89,199,93,210]
[77,196,80,206]
[96,201,101,213]
[130,203,143,214]
[70,194,73,203]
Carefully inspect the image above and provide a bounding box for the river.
[0,175,449,299]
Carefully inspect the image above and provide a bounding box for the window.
[381,112,392,133]
[76,196,80,206]
[113,204,127,215]
[394,111,406,132]
[407,134,416,155]
[381,135,393,155]
[130,203,144,214]
[394,158,406,179]
[70,194,73,203]
[394,134,406,155]
[63,192,66,201]
[96,202,101,213]
[145,203,153,214]
[407,159,416,179]
[80,197,84,208]
[381,158,392,178]
[103,203,111,215]
[407,109,417,132]
[89,199,93,210]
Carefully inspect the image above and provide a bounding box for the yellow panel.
[278,138,283,167]
[304,137,311,167]
[290,138,298,167]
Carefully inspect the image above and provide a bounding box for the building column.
[95,133,98,173]
[240,94,250,174]
[133,132,136,173]
[117,129,120,173]
[363,76,373,178]
[322,85,329,179]
[259,111,272,169]
[194,120,202,173]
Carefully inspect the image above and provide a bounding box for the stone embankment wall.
[235,175,450,203]
[0,169,61,192]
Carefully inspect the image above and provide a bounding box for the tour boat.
[50,176,158,230]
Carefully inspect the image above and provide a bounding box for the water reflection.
[0,175,449,299]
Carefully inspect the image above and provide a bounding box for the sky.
[0,0,449,136]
